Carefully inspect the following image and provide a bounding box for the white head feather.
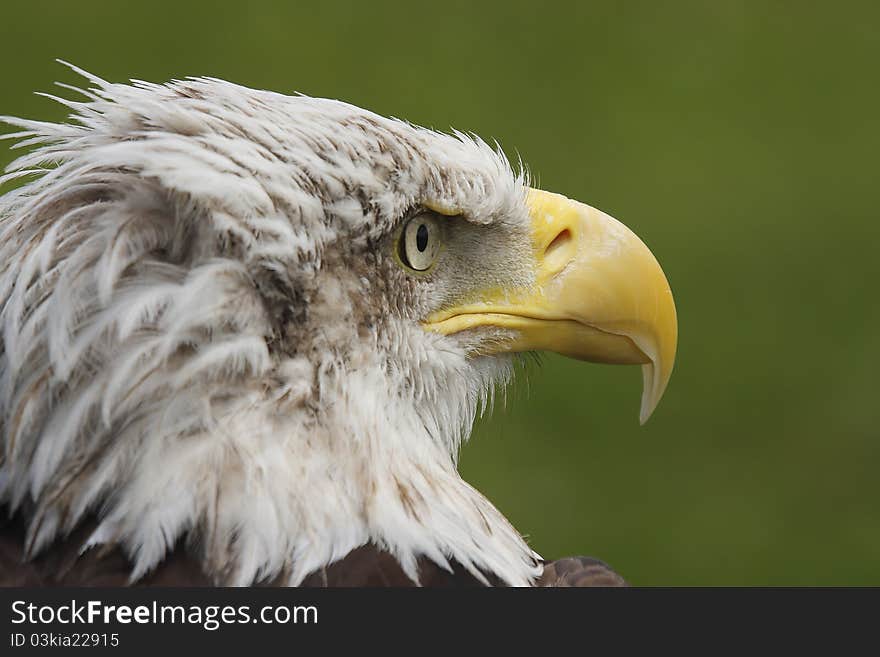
[0,65,541,586]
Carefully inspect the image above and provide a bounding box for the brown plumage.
[0,509,625,587]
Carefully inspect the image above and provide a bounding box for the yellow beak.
[424,188,678,424]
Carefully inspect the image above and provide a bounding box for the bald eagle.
[0,66,676,587]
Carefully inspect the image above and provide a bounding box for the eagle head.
[0,66,677,586]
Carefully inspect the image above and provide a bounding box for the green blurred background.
[1,1,877,584]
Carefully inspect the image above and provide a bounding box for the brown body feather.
[0,507,624,587]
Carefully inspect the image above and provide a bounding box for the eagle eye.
[398,214,441,272]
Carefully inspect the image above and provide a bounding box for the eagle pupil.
[416,224,429,252]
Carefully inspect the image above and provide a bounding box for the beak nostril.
[544,228,572,258]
